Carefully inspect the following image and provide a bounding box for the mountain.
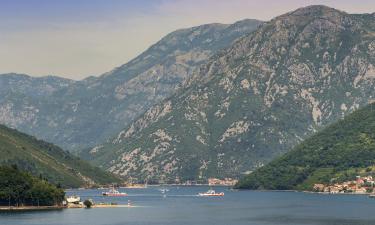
[0,74,76,137]
[0,19,262,151]
[0,124,121,188]
[84,5,375,183]
[235,103,375,190]
[0,73,75,98]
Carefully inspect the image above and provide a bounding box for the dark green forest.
[0,165,65,206]
[236,103,375,190]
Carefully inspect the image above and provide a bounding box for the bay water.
[1,186,375,225]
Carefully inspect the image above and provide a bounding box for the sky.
[0,0,374,80]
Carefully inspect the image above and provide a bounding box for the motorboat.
[102,187,128,197]
[198,189,224,197]
[159,188,170,194]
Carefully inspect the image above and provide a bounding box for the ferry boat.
[102,188,128,197]
[198,189,224,197]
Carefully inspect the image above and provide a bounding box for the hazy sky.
[0,0,374,80]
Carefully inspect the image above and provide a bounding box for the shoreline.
[0,206,65,212]
[0,204,136,211]
[69,184,235,190]
[302,190,373,195]
[92,204,135,208]
[235,188,374,196]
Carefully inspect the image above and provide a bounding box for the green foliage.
[83,199,93,208]
[0,125,121,188]
[236,103,375,190]
[0,166,65,206]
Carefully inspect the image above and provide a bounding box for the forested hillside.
[236,103,375,190]
[0,125,121,188]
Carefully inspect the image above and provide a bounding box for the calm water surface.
[1,186,375,225]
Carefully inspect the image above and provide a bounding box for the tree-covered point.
[0,165,65,207]
[0,124,121,188]
[235,103,375,190]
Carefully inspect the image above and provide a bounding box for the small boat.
[159,188,170,194]
[369,194,375,198]
[102,187,128,197]
[198,189,224,197]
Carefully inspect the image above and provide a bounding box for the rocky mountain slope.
[84,6,375,183]
[235,103,375,190]
[0,20,262,151]
[0,124,121,188]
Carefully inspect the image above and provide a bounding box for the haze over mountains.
[84,5,375,182]
[1,5,375,184]
[0,19,262,151]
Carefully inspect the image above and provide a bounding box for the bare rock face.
[0,19,262,151]
[86,5,375,183]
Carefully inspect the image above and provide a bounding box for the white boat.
[102,187,128,197]
[159,188,170,194]
[198,189,224,197]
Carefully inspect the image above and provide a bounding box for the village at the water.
[314,176,375,194]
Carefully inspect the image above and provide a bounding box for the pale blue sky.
[0,0,374,79]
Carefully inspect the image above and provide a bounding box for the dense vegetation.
[0,125,121,188]
[0,165,65,206]
[236,103,375,190]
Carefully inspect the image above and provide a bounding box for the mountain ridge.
[84,5,375,183]
[0,19,262,151]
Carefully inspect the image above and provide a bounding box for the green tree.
[0,166,65,206]
[83,199,93,208]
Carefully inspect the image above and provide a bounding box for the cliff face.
[86,6,375,183]
[0,20,262,150]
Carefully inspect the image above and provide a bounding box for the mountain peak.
[291,5,344,16]
[270,5,348,25]
[88,7,375,182]
[0,18,262,151]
